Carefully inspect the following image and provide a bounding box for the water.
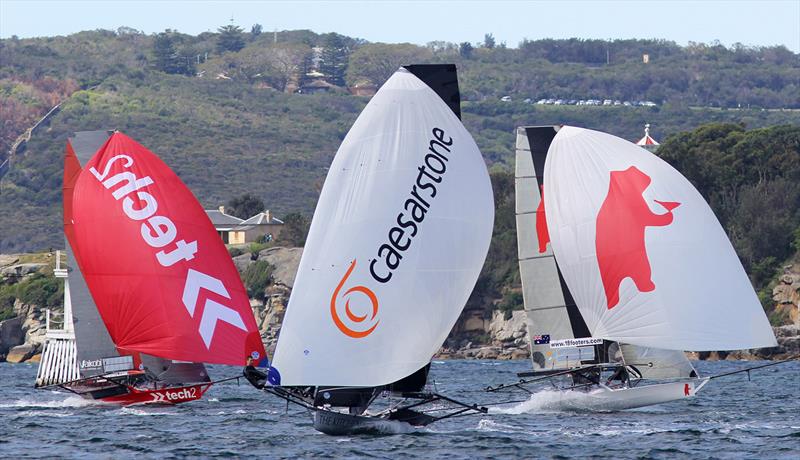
[1,360,798,459]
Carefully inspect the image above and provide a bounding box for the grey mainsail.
[515,126,594,373]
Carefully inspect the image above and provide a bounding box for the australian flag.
[533,334,550,345]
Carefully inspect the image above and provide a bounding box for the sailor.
[243,357,267,389]
[607,365,630,386]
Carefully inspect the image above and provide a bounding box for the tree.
[226,193,265,219]
[346,43,432,87]
[202,43,311,90]
[280,213,309,247]
[152,32,178,73]
[250,24,263,39]
[459,42,473,59]
[483,33,496,49]
[319,33,349,86]
[216,25,245,54]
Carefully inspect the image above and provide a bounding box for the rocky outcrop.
[6,343,37,363]
[1,263,47,279]
[772,264,800,326]
[0,316,25,359]
[436,310,531,360]
[242,247,303,355]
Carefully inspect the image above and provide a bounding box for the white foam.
[476,419,530,433]
[117,406,176,416]
[0,396,97,409]
[489,389,584,414]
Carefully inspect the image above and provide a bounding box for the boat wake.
[0,395,97,409]
[488,388,610,414]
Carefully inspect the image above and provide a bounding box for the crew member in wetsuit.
[243,357,267,389]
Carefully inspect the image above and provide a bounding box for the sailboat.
[261,64,495,434]
[487,125,777,411]
[35,130,267,405]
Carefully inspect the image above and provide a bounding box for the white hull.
[523,379,709,412]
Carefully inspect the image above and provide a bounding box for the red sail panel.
[63,140,83,237]
[70,132,266,365]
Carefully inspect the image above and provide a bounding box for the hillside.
[2,29,799,253]
[0,28,799,326]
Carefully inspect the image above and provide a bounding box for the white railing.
[53,250,68,278]
[45,309,69,334]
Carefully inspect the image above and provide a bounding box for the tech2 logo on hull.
[149,387,199,403]
[595,166,681,309]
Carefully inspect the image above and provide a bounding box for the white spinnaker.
[272,68,494,386]
[543,126,776,351]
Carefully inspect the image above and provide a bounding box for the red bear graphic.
[595,166,680,309]
[536,184,550,253]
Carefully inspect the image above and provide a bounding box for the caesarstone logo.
[329,127,455,339]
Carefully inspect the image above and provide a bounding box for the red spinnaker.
[70,132,266,365]
[63,140,83,242]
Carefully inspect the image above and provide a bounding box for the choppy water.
[1,360,798,459]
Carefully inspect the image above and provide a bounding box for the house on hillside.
[238,210,284,242]
[206,206,284,244]
[350,81,377,97]
[206,206,246,244]
[296,79,341,94]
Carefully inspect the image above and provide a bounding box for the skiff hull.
[312,410,415,436]
[69,382,212,406]
[540,378,710,412]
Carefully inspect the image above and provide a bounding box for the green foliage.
[228,247,244,257]
[497,290,523,319]
[226,193,265,219]
[248,242,270,258]
[657,124,800,290]
[319,33,349,86]
[483,34,496,49]
[0,283,17,321]
[3,273,63,310]
[250,24,263,38]
[346,43,433,87]
[280,213,310,247]
[216,25,245,54]
[17,274,62,308]
[459,42,473,59]
[242,259,274,300]
[150,32,195,76]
